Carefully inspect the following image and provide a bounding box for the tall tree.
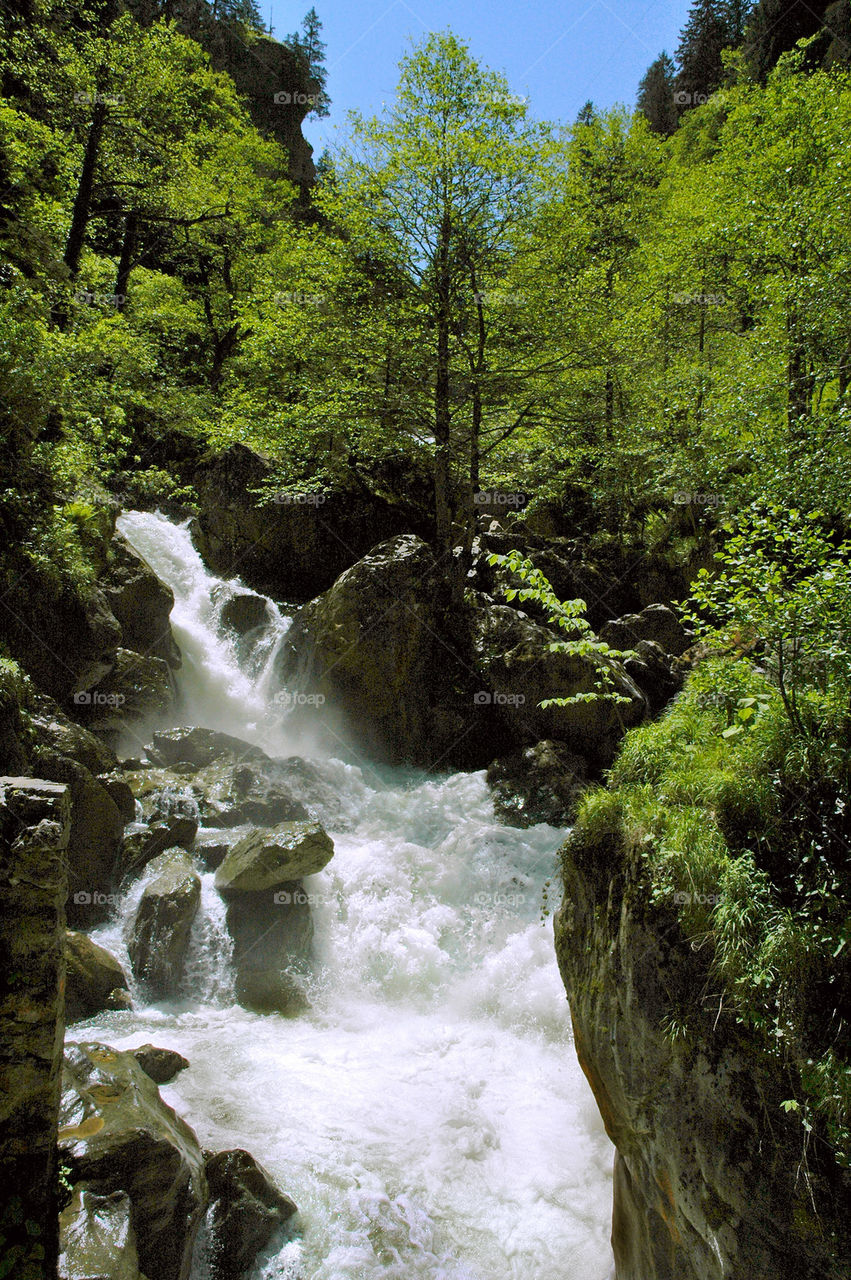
[287,6,330,116]
[320,32,548,589]
[637,52,678,134]
[675,0,734,107]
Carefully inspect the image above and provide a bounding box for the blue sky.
[267,0,688,153]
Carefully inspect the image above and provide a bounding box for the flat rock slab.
[215,821,334,893]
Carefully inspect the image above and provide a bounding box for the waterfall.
[79,510,614,1280]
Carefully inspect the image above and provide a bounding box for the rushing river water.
[76,510,615,1280]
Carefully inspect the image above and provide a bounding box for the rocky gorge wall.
[555,816,851,1280]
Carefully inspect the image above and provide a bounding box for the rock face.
[79,648,174,735]
[59,1187,144,1280]
[191,444,425,601]
[554,820,851,1280]
[0,568,121,702]
[215,821,334,892]
[128,851,201,997]
[32,756,124,927]
[64,931,131,1023]
[205,1148,298,1280]
[0,776,71,1279]
[147,726,267,770]
[282,535,495,768]
[472,601,647,769]
[486,740,587,827]
[59,1042,206,1280]
[599,603,692,657]
[100,534,181,669]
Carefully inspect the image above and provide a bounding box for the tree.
[637,52,678,134]
[321,32,549,592]
[286,6,330,117]
[675,0,735,108]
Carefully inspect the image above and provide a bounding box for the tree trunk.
[434,210,454,572]
[114,209,138,311]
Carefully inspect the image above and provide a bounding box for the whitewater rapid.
[79,510,615,1280]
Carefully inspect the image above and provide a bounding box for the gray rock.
[119,818,197,887]
[225,888,313,1015]
[81,649,173,734]
[147,727,268,771]
[64,931,131,1023]
[59,1187,144,1280]
[0,776,71,1277]
[32,756,124,927]
[59,1042,206,1280]
[101,534,181,668]
[215,821,334,893]
[128,852,201,996]
[219,593,270,636]
[131,1045,189,1085]
[96,773,136,825]
[486,740,587,828]
[205,1148,297,1280]
[599,603,692,658]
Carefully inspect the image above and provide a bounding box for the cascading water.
[80,510,616,1280]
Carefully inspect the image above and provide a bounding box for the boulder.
[127,852,201,997]
[599,603,692,658]
[624,639,683,716]
[64,931,131,1023]
[191,442,424,601]
[119,818,198,887]
[281,534,491,768]
[59,1042,206,1280]
[96,773,136,825]
[195,841,229,871]
[131,1045,189,1085]
[59,1187,145,1280]
[146,727,267,771]
[31,756,124,927]
[472,601,647,769]
[29,696,118,775]
[100,534,181,668]
[0,776,72,1277]
[205,1148,297,1280]
[486,740,587,828]
[219,592,270,636]
[225,887,312,1014]
[187,760,309,829]
[0,568,121,702]
[215,821,334,893]
[79,649,173,735]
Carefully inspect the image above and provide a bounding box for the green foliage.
[685,506,851,734]
[487,549,638,708]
